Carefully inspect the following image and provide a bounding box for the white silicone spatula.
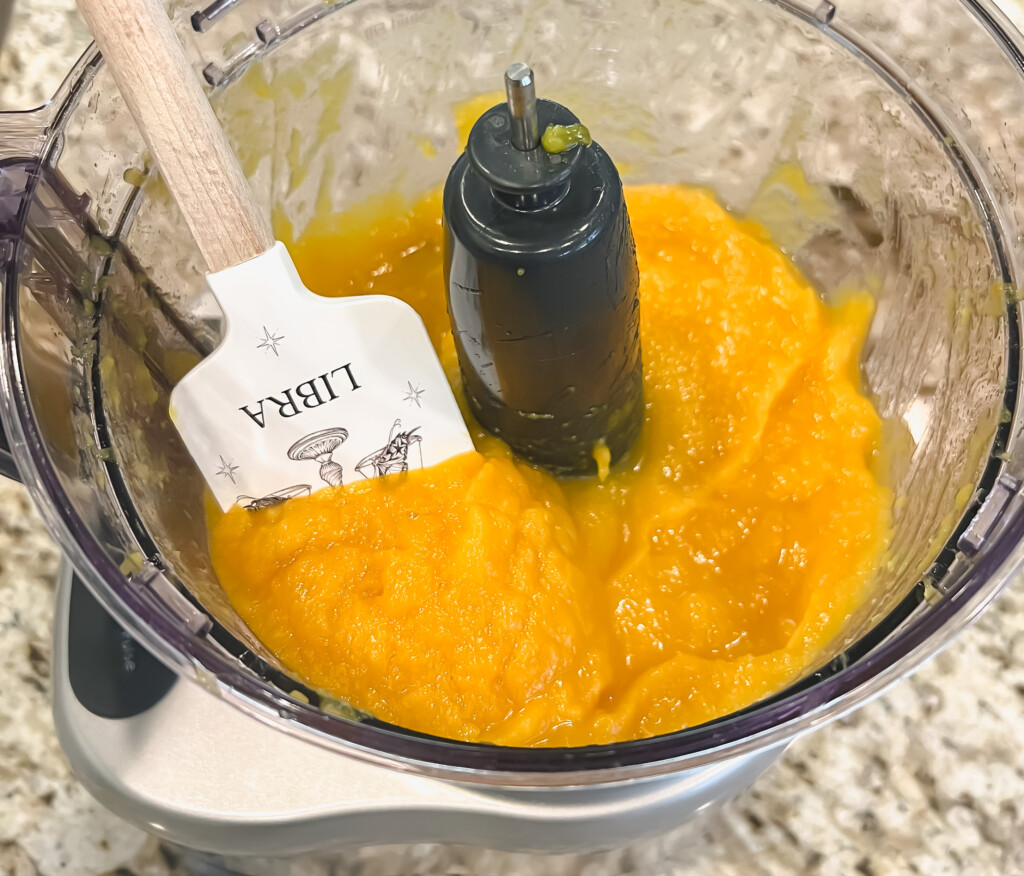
[76,0,473,511]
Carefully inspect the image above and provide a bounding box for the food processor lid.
[1,0,1024,785]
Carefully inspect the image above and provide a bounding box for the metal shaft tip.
[505,62,540,151]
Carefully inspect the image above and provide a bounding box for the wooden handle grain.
[76,0,275,273]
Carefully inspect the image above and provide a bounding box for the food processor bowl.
[2,0,1024,802]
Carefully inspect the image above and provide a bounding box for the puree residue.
[209,184,891,747]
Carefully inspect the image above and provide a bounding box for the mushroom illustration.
[287,428,349,486]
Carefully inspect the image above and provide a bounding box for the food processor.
[2,0,1024,867]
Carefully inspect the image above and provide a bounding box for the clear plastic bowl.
[0,0,1023,785]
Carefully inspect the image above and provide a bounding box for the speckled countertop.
[1,2,1024,875]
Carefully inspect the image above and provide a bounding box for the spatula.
[76,0,474,511]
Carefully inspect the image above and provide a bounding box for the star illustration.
[215,455,239,484]
[257,326,284,357]
[402,381,425,408]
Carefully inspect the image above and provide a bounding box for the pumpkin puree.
[209,184,890,747]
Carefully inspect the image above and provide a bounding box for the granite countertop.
[1,2,1024,875]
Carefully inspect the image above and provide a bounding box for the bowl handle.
[0,156,45,485]
[0,155,92,486]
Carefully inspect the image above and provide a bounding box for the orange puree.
[210,184,890,747]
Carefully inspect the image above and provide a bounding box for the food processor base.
[50,559,785,861]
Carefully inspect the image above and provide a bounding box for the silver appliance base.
[52,559,785,859]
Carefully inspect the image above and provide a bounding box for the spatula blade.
[169,243,474,510]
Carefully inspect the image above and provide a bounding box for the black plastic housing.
[443,100,643,475]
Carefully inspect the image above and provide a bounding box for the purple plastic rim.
[0,0,1022,786]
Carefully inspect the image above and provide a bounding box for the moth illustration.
[239,484,312,511]
[356,420,424,479]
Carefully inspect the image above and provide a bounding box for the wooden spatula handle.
[76,0,275,273]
